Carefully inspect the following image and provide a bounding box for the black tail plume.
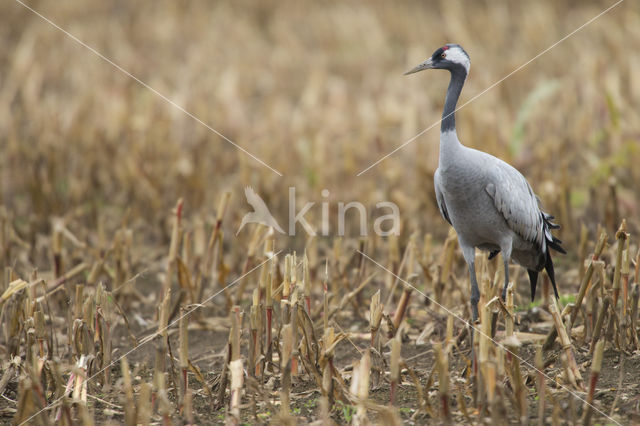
[527,269,539,302]
[539,211,565,300]
[542,212,566,254]
[544,249,560,299]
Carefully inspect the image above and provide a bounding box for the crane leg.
[469,263,480,322]
[461,244,479,322]
[501,258,509,301]
[499,244,512,302]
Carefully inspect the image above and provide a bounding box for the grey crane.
[405,44,566,322]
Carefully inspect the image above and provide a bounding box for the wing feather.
[485,162,544,247]
[434,169,452,226]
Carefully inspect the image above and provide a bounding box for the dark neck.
[441,66,467,133]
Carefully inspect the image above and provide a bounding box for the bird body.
[406,44,565,321]
[436,135,546,270]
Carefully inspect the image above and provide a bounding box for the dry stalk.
[179,306,189,407]
[234,225,264,305]
[282,254,292,324]
[434,229,458,306]
[249,289,260,377]
[231,305,241,362]
[352,349,371,426]
[296,306,322,385]
[582,339,604,425]
[259,236,271,301]
[153,335,167,409]
[422,233,433,267]
[163,198,183,297]
[369,289,383,349]
[635,248,640,291]
[477,302,492,414]
[121,357,136,426]
[216,306,240,410]
[183,389,195,425]
[75,284,84,320]
[605,297,621,350]
[323,260,329,331]
[228,358,244,425]
[434,342,450,423]
[187,360,213,400]
[578,224,589,283]
[0,356,20,396]
[138,382,152,426]
[319,360,333,422]
[506,283,514,337]
[479,302,492,365]
[52,219,63,278]
[290,288,300,377]
[485,361,499,424]
[384,235,401,306]
[589,296,610,355]
[95,285,113,391]
[389,334,400,406]
[445,314,454,350]
[79,402,94,426]
[15,376,50,426]
[568,231,608,332]
[440,229,457,288]
[0,278,28,305]
[33,307,45,358]
[176,257,195,305]
[204,192,230,277]
[535,345,545,426]
[620,240,631,350]
[265,254,276,373]
[550,300,583,389]
[610,349,627,417]
[544,231,607,351]
[156,369,173,425]
[384,233,417,310]
[612,220,628,307]
[504,335,526,423]
[281,323,294,417]
[392,274,416,334]
[631,283,640,350]
[303,253,311,314]
[320,326,345,407]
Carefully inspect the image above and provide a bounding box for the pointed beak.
[404,58,434,75]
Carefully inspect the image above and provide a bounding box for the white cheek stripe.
[446,48,470,73]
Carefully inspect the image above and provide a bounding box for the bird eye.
[441,53,446,58]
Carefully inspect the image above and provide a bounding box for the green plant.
[336,401,355,423]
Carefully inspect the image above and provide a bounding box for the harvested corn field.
[1,0,640,424]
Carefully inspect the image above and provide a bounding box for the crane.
[405,44,566,322]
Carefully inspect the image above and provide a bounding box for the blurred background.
[1,0,639,268]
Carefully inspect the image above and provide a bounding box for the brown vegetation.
[1,0,639,424]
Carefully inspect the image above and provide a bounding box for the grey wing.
[434,168,452,225]
[484,162,544,246]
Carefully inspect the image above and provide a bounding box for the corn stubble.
[3,209,639,424]
[1,1,640,424]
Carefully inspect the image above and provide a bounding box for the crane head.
[404,44,470,75]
